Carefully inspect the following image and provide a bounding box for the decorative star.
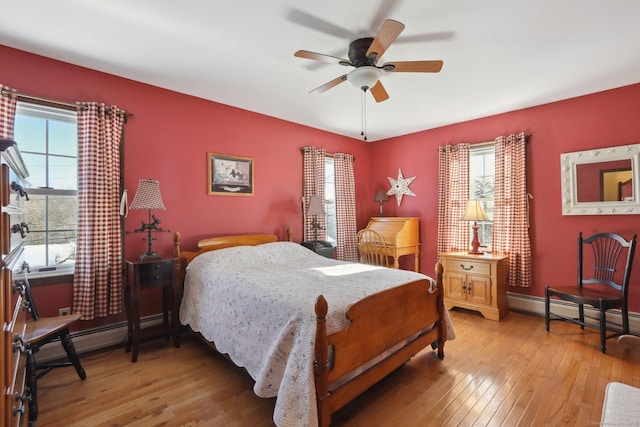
[386,168,416,206]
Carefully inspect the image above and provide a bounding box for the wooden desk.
[362,217,420,272]
[124,257,180,362]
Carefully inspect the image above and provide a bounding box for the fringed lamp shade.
[129,179,167,260]
[130,179,166,211]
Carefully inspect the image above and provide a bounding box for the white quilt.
[180,241,454,427]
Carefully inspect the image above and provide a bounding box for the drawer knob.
[10,181,29,201]
[460,264,474,271]
[13,280,26,296]
[13,335,26,354]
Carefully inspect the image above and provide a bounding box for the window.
[469,145,495,249]
[14,103,78,275]
[324,156,337,243]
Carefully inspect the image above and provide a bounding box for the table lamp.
[129,178,168,260]
[306,195,325,243]
[374,189,389,216]
[461,199,489,255]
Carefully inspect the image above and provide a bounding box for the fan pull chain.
[361,88,367,141]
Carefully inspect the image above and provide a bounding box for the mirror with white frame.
[561,143,640,215]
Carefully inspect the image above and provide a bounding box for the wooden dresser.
[362,217,420,272]
[440,251,509,321]
[1,139,30,426]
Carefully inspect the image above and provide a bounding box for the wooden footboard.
[314,262,445,427]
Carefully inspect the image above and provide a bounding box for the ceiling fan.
[294,19,443,102]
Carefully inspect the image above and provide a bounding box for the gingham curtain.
[73,103,125,319]
[0,84,17,138]
[493,132,532,287]
[437,143,470,258]
[334,153,358,261]
[302,146,326,241]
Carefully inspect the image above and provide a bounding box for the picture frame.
[207,152,254,196]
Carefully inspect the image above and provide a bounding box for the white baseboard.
[36,314,164,363]
[507,292,640,333]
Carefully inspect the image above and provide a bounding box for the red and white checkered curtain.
[437,143,470,258]
[302,146,326,241]
[334,153,358,261]
[73,103,125,319]
[0,84,17,138]
[493,132,532,287]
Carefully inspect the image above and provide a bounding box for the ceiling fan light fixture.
[347,66,381,90]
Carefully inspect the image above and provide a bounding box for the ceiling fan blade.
[310,75,347,94]
[384,60,444,73]
[295,50,352,66]
[366,19,405,62]
[370,81,389,103]
[287,9,353,39]
[369,0,402,34]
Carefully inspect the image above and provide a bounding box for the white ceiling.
[2,0,639,141]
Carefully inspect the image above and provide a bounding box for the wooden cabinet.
[440,251,508,321]
[362,217,420,272]
[124,257,180,362]
[1,139,30,426]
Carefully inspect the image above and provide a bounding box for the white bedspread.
[180,241,454,427]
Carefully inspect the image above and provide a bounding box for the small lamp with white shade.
[461,199,490,255]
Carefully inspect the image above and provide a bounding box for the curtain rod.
[1,87,132,118]
[471,134,532,147]
[300,147,356,162]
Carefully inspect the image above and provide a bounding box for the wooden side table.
[440,251,509,321]
[301,241,336,258]
[124,256,180,362]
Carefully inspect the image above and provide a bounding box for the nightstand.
[124,256,180,362]
[440,251,509,321]
[301,241,336,258]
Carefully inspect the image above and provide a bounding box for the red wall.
[3,44,640,319]
[0,45,375,326]
[370,82,640,311]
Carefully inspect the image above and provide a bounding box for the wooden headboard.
[173,232,279,266]
[173,228,292,282]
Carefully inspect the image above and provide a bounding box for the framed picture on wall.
[207,152,254,196]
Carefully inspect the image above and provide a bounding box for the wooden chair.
[357,229,391,267]
[545,232,636,353]
[20,274,87,422]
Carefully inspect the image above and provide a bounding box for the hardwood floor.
[36,309,639,426]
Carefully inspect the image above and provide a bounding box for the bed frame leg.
[314,295,331,427]
[435,262,446,360]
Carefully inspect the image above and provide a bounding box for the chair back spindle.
[357,229,390,267]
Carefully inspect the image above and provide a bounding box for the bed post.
[314,295,330,427]
[435,261,445,360]
[173,232,185,295]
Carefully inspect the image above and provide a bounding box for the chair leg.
[600,306,607,354]
[26,346,38,422]
[622,304,630,335]
[578,304,585,330]
[60,332,87,380]
[544,287,550,332]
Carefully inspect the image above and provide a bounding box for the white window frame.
[324,156,337,244]
[14,102,78,277]
[469,144,495,250]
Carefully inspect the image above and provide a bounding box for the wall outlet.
[59,307,71,316]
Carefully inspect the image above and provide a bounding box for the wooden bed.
[173,232,447,427]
